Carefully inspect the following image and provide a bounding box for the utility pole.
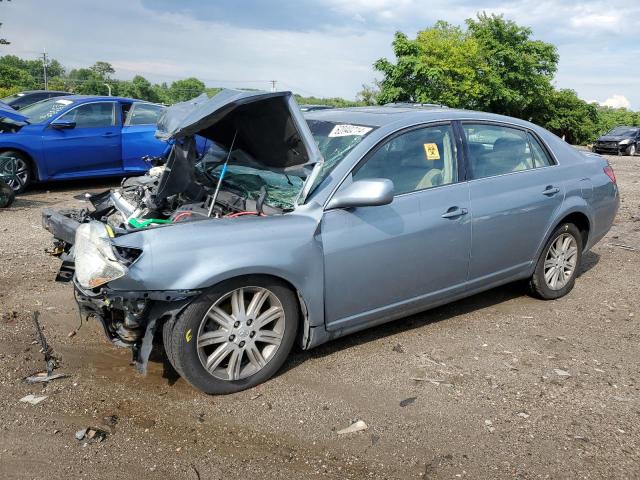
[270,80,277,92]
[103,83,112,96]
[41,50,48,90]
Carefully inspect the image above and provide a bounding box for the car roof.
[304,106,538,130]
[55,95,152,103]
[17,90,70,95]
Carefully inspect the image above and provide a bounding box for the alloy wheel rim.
[543,233,578,290]
[196,286,285,381]
[3,157,29,191]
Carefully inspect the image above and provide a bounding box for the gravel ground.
[0,155,638,480]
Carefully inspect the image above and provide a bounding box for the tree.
[465,13,558,122]
[542,89,599,144]
[120,75,159,102]
[374,23,492,108]
[90,61,115,80]
[356,83,379,105]
[374,14,558,121]
[167,77,206,103]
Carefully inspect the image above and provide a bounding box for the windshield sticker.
[55,99,73,106]
[328,124,373,137]
[423,143,440,160]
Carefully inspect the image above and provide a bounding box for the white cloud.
[593,95,632,109]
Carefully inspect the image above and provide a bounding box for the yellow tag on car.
[424,143,440,160]
[185,329,192,342]
[104,224,115,238]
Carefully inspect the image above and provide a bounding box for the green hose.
[128,217,173,228]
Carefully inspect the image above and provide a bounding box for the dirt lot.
[0,154,638,480]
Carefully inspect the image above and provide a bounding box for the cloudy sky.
[3,0,639,109]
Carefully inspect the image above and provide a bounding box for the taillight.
[604,165,616,184]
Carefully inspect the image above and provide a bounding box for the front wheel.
[627,144,637,156]
[1,150,32,193]
[529,223,583,300]
[167,276,299,394]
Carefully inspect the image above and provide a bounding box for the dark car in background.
[1,90,71,110]
[593,126,639,156]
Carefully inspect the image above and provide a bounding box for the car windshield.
[607,127,638,136]
[196,144,305,211]
[19,98,75,123]
[196,120,376,210]
[306,119,377,194]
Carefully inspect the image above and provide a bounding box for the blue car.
[0,95,168,192]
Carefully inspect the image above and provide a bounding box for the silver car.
[43,90,619,394]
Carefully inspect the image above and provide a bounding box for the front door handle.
[441,207,468,219]
[102,132,117,137]
[543,186,560,196]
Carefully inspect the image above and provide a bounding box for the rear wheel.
[1,150,32,193]
[529,223,583,300]
[168,276,299,394]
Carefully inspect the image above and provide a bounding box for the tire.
[162,316,182,376]
[0,150,33,193]
[0,179,15,208]
[529,223,583,300]
[627,144,637,156]
[168,276,299,394]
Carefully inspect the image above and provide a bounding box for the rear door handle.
[543,186,560,196]
[441,207,468,219]
[102,132,117,137]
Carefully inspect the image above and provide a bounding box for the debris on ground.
[553,369,571,377]
[392,343,405,353]
[19,394,48,405]
[75,427,108,443]
[517,412,530,419]
[24,371,69,384]
[32,311,59,375]
[399,397,417,407]
[485,419,495,433]
[337,420,368,435]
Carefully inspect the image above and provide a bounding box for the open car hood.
[0,101,28,123]
[156,89,323,175]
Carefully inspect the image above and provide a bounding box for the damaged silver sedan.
[43,89,618,394]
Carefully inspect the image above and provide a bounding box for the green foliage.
[373,13,639,144]
[293,94,363,107]
[167,77,206,103]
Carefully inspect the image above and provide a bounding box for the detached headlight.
[74,221,128,289]
[619,139,631,145]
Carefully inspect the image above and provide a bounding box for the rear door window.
[462,124,542,180]
[124,103,166,126]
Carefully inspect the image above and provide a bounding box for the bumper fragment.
[42,208,81,245]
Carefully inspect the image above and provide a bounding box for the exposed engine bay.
[41,89,323,371]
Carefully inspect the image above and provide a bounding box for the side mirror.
[327,178,394,210]
[50,120,76,130]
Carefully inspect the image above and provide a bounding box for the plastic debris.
[337,420,368,435]
[19,394,48,405]
[399,397,417,407]
[554,369,571,377]
[24,371,69,384]
[517,412,530,419]
[485,419,495,433]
